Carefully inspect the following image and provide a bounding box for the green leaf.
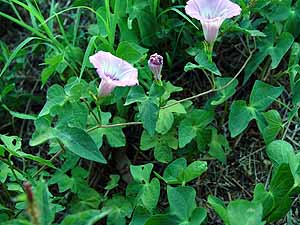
[140,100,159,136]
[2,104,37,120]
[0,220,34,225]
[185,50,221,76]
[140,131,177,163]
[49,173,73,192]
[148,83,165,98]
[130,163,153,184]
[183,161,208,183]
[163,158,186,184]
[153,144,173,163]
[167,186,196,221]
[88,111,126,149]
[292,79,300,106]
[105,175,120,190]
[129,164,160,211]
[129,207,151,225]
[269,164,294,197]
[227,200,265,225]
[140,178,160,211]
[30,117,54,146]
[116,41,148,64]
[230,24,266,37]
[208,128,230,164]
[0,162,10,183]
[266,140,294,168]
[156,101,186,134]
[179,109,214,148]
[39,85,66,117]
[41,54,64,85]
[211,77,238,105]
[0,135,54,168]
[229,100,255,138]
[140,131,157,150]
[167,186,205,224]
[60,209,110,225]
[267,196,293,223]
[189,207,207,225]
[144,214,180,225]
[267,164,294,222]
[35,181,55,225]
[253,183,275,217]
[288,153,300,186]
[103,196,133,225]
[269,32,294,69]
[54,126,106,164]
[244,32,294,83]
[265,1,291,22]
[126,1,158,46]
[249,80,284,111]
[64,77,90,101]
[161,82,183,101]
[208,195,229,224]
[162,158,207,185]
[125,86,147,105]
[261,110,283,144]
[155,109,174,135]
[57,102,88,129]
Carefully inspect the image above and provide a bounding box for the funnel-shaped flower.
[148,53,163,81]
[89,51,139,96]
[185,0,241,43]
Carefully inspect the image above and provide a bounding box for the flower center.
[105,72,119,81]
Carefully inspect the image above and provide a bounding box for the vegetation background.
[0,0,300,224]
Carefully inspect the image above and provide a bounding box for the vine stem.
[7,155,25,191]
[82,98,101,124]
[161,49,254,109]
[32,147,64,178]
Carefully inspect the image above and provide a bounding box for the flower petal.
[185,0,241,42]
[201,18,223,43]
[98,79,117,96]
[89,51,138,81]
[90,51,139,96]
[185,0,241,20]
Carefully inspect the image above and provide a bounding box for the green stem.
[7,155,25,192]
[1,158,25,177]
[82,98,101,124]
[32,148,64,178]
[161,48,254,109]
[206,41,214,62]
[156,79,163,86]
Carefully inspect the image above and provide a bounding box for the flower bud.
[148,53,163,81]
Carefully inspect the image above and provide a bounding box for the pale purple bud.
[148,53,163,81]
[185,0,242,43]
[89,51,139,96]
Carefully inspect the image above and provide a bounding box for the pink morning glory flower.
[185,0,241,43]
[89,51,139,96]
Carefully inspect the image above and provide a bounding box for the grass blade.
[0,37,41,78]
[79,36,97,79]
